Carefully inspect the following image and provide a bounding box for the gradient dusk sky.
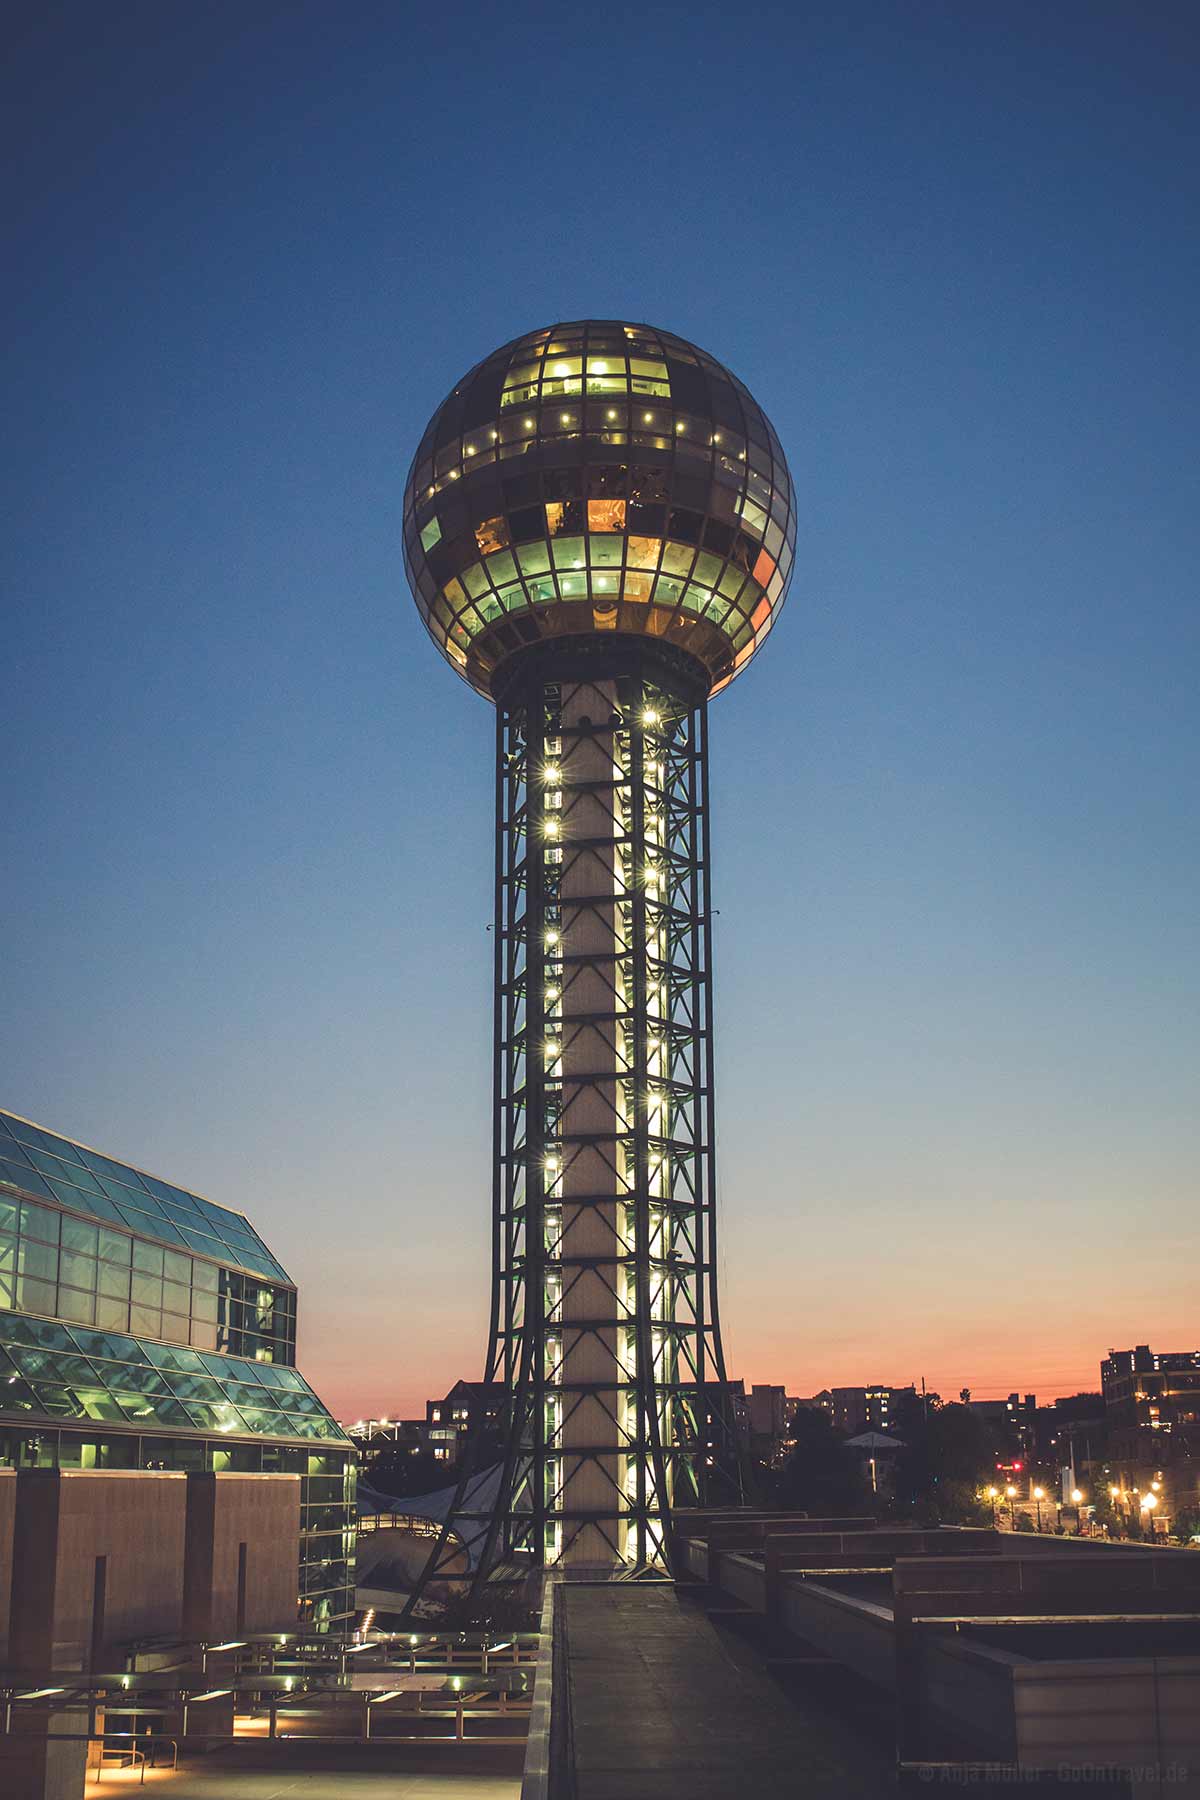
[4,2,1197,1421]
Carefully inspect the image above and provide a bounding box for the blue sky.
[3,1,1197,1415]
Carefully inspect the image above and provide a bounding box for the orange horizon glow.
[310,1332,1131,1427]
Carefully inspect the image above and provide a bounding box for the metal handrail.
[92,1744,146,1784]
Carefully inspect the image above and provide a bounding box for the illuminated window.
[752,547,777,587]
[474,516,511,556]
[736,494,768,536]
[626,536,662,570]
[419,517,442,553]
[587,498,626,533]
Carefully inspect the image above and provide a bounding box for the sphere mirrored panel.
[403,320,795,700]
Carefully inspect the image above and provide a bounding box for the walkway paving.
[560,1582,894,1799]
[124,1743,520,1798]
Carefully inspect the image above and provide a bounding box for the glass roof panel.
[0,1110,294,1286]
[0,1156,54,1200]
[0,1307,348,1447]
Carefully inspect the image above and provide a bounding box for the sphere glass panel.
[403,320,795,700]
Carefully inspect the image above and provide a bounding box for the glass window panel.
[98,1262,130,1300]
[190,1289,218,1325]
[95,1297,131,1332]
[97,1227,131,1266]
[162,1250,191,1285]
[189,1318,218,1350]
[18,1202,60,1244]
[269,1367,306,1391]
[0,1273,13,1309]
[132,1242,164,1276]
[588,535,623,568]
[550,535,585,572]
[60,1217,98,1254]
[4,1121,74,1160]
[33,1152,107,1200]
[180,1227,225,1257]
[0,1377,41,1412]
[76,1147,146,1189]
[29,1382,86,1417]
[59,1250,96,1289]
[56,1287,96,1325]
[17,1239,58,1281]
[140,1340,202,1372]
[251,1363,286,1387]
[143,1216,192,1249]
[0,1232,15,1270]
[190,1259,219,1294]
[72,1387,131,1423]
[163,1372,219,1404]
[0,1157,53,1200]
[130,1305,161,1336]
[660,542,696,578]
[131,1272,163,1307]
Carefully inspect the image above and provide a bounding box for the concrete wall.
[182,1472,300,1638]
[1,1468,303,1670]
[0,1465,15,1658]
[558,681,624,1567]
[1013,1656,1200,1770]
[10,1469,188,1671]
[779,1578,897,1692]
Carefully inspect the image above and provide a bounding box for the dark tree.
[893,1402,998,1523]
[774,1407,871,1516]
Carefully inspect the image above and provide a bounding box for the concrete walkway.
[120,1744,520,1798]
[560,1583,894,1799]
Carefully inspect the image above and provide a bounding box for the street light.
[1033,1486,1045,1532]
[986,1485,999,1528]
[1005,1483,1018,1531]
[1141,1491,1158,1538]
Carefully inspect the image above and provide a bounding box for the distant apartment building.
[970,1392,1039,1460]
[748,1383,786,1439]
[351,1379,506,1463]
[829,1384,913,1436]
[1102,1346,1200,1459]
[425,1378,504,1460]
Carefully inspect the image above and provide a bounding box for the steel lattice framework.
[409,644,739,1606]
[399,321,794,1614]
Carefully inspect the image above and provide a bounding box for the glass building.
[0,1108,355,1633]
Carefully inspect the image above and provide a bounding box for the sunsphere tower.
[402,320,794,1588]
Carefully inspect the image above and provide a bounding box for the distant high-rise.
[402,320,795,1584]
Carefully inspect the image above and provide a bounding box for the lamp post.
[986,1485,998,1528]
[1006,1483,1018,1532]
[1141,1492,1158,1540]
[1033,1485,1045,1533]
